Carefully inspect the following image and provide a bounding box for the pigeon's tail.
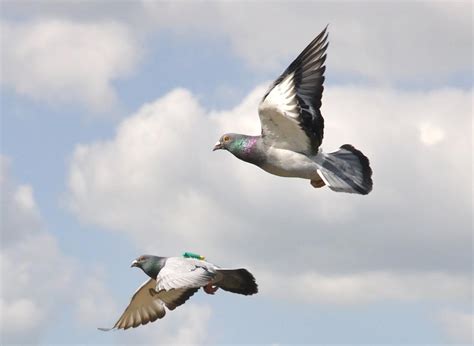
[315,144,373,195]
[216,268,258,295]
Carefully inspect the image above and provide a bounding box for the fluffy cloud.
[260,270,471,306]
[1,167,41,246]
[145,1,473,82]
[0,19,140,112]
[74,268,119,329]
[67,84,472,307]
[0,298,43,338]
[113,303,212,345]
[436,309,473,344]
[0,157,74,343]
[3,2,471,84]
[419,122,445,146]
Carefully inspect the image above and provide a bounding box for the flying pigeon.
[99,254,258,331]
[213,27,373,195]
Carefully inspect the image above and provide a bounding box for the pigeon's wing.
[258,27,328,155]
[98,279,165,331]
[157,257,217,291]
[98,278,199,331]
[156,286,199,311]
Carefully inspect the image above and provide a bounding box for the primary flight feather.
[99,254,258,331]
[214,26,373,195]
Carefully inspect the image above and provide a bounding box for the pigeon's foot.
[203,283,219,295]
[310,179,325,188]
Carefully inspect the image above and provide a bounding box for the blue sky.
[1,1,472,345]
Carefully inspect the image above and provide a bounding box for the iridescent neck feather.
[228,135,264,165]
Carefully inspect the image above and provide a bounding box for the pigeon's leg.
[310,178,325,188]
[203,283,219,295]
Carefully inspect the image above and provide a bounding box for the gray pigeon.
[99,254,258,331]
[213,27,373,195]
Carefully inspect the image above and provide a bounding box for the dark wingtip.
[318,24,329,38]
[340,144,373,195]
[98,327,114,332]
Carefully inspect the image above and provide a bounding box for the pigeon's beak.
[213,141,223,151]
[130,259,139,268]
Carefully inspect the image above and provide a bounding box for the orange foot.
[203,283,219,295]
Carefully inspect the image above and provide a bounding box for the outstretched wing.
[98,279,198,331]
[98,279,165,331]
[157,257,217,291]
[258,27,328,155]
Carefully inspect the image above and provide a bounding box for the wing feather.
[258,27,329,154]
[98,279,166,331]
[157,257,217,291]
[157,287,199,311]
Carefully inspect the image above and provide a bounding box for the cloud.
[66,83,472,307]
[159,303,211,345]
[0,298,44,338]
[3,2,471,84]
[260,270,471,306]
[436,309,473,344]
[74,268,119,329]
[0,156,75,343]
[419,122,446,146]
[1,159,42,247]
[142,1,472,82]
[105,302,212,345]
[0,19,141,113]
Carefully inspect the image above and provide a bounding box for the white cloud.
[0,157,129,344]
[3,2,471,84]
[0,19,141,112]
[75,268,119,328]
[67,85,472,293]
[108,302,212,345]
[259,270,471,306]
[161,304,211,345]
[12,184,36,211]
[1,161,41,247]
[437,309,473,344]
[0,157,75,343]
[141,1,472,82]
[0,298,44,336]
[419,122,445,145]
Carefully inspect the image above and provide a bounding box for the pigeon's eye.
[223,136,230,142]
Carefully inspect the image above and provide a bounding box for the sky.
[0,0,472,345]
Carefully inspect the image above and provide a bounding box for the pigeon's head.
[213,133,237,152]
[213,133,254,154]
[131,255,164,279]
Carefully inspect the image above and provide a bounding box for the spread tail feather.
[216,268,258,295]
[316,144,373,195]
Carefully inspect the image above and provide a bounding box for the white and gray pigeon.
[213,27,373,195]
[99,254,258,331]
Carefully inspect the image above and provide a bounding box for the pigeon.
[99,254,258,331]
[213,26,373,195]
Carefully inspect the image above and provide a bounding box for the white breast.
[261,147,321,179]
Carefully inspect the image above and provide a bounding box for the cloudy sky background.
[1,1,472,344]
